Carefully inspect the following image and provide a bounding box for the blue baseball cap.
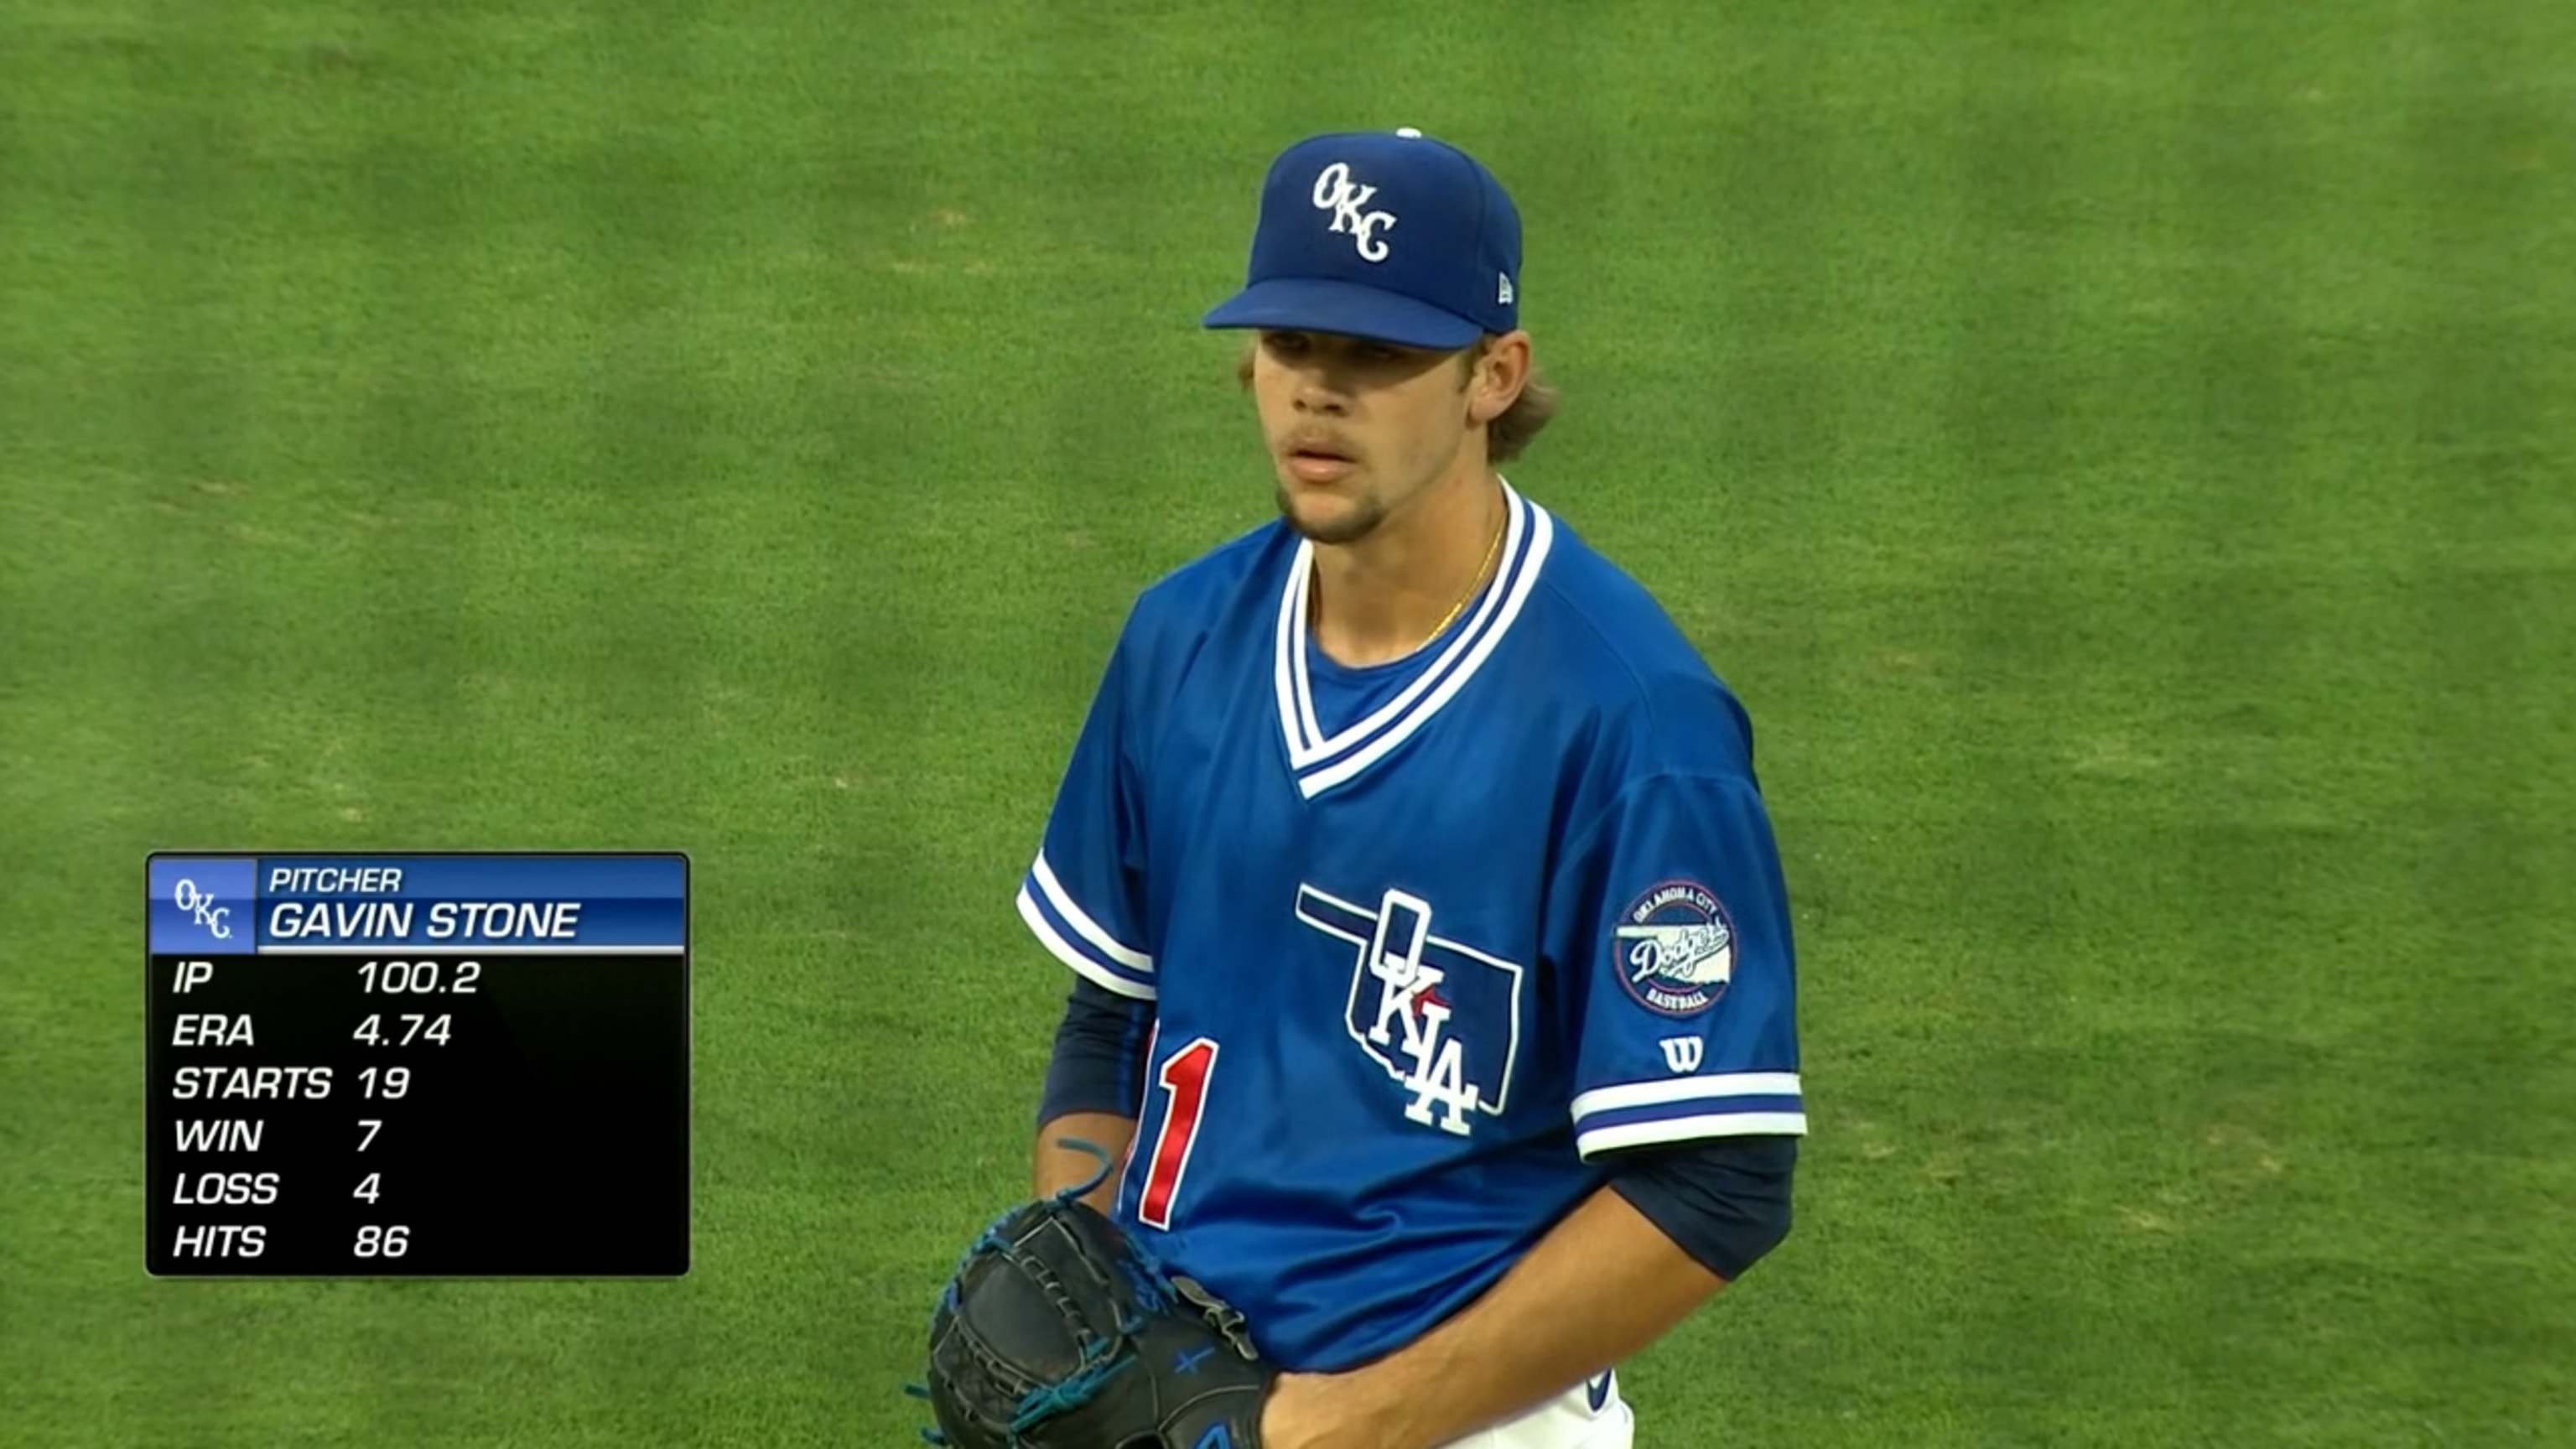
[1202,127,1522,351]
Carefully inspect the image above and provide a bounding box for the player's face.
[1250,330,1476,547]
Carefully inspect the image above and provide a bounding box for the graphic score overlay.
[145,854,688,1277]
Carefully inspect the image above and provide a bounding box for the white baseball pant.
[1437,1370,1633,1449]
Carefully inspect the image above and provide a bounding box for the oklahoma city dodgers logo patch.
[1614,880,1735,1016]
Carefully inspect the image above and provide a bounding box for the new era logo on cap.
[1202,127,1522,351]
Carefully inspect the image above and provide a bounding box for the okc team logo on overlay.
[1615,880,1735,1017]
[1311,162,1398,262]
[1295,884,1522,1136]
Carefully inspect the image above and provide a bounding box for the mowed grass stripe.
[2156,9,2381,1441]
[1945,3,2103,1430]
[2390,0,2576,1437]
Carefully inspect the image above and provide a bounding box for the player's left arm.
[1265,760,1805,1449]
[1263,1141,1794,1447]
[1259,1172,1740,1449]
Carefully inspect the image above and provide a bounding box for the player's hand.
[1255,1372,1340,1448]
[1258,1368,1411,1449]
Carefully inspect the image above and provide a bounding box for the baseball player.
[1016,128,1804,1449]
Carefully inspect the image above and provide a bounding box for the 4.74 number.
[352,1013,450,1046]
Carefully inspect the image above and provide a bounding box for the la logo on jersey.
[1616,880,1736,1016]
[1311,162,1398,262]
[1296,884,1524,1135]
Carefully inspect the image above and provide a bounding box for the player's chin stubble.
[1275,481,1384,548]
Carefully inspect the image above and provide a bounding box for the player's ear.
[1465,331,1530,427]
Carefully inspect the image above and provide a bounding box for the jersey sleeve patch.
[1550,771,1803,1160]
[1611,880,1734,1017]
[1017,852,1156,1000]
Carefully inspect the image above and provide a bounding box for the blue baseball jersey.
[1014,482,1804,1373]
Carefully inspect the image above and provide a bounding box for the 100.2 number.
[357,960,480,995]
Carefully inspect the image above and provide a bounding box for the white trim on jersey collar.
[1272,481,1555,800]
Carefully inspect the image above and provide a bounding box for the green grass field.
[4,1,2572,1444]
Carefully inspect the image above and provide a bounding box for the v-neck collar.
[1271,482,1555,800]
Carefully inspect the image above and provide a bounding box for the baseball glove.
[911,1176,1275,1448]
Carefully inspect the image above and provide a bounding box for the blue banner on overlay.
[147,854,688,952]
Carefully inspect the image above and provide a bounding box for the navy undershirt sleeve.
[1035,976,1156,1130]
[1602,1134,1798,1282]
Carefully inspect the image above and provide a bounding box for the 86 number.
[354,1225,408,1258]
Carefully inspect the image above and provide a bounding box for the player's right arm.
[1018,609,1162,1213]
[1034,1114,1136,1213]
[1031,980,1153,1212]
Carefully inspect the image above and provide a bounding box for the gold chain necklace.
[1417,503,1507,650]
[1306,499,1508,657]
